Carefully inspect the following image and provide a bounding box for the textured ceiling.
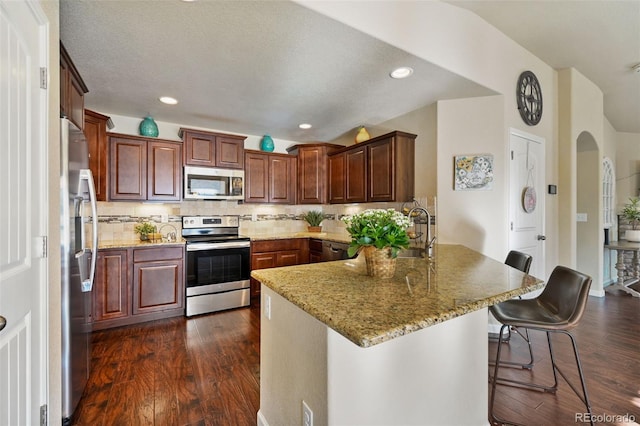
[61,1,639,141]
[448,0,640,134]
[60,0,495,142]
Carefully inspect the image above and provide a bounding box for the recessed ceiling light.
[299,123,312,129]
[390,67,414,79]
[159,96,178,105]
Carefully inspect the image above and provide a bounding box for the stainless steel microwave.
[184,166,244,200]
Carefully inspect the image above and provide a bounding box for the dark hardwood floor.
[73,288,639,426]
[490,284,640,426]
[72,304,261,426]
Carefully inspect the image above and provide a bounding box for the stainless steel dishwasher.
[321,241,352,261]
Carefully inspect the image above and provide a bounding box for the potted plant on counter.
[302,210,324,232]
[342,209,410,278]
[622,197,640,242]
[134,222,157,241]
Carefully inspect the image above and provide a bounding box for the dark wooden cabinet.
[287,143,343,204]
[109,135,147,200]
[109,133,182,201]
[93,249,129,324]
[329,146,367,204]
[329,131,416,204]
[84,110,112,201]
[250,239,310,299]
[93,245,185,330]
[147,140,182,201]
[60,42,88,130]
[309,239,323,263]
[368,132,415,202]
[180,128,245,169]
[345,146,367,203]
[328,154,346,203]
[244,150,296,204]
[132,247,184,315]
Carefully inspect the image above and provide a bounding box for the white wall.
[330,104,438,202]
[42,0,62,423]
[300,0,559,270]
[105,113,299,154]
[437,96,506,259]
[615,132,640,207]
[558,68,605,293]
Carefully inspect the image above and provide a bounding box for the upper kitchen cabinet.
[286,143,343,204]
[84,110,113,201]
[109,133,182,201]
[244,150,296,204]
[60,42,88,130]
[328,131,416,204]
[329,144,367,203]
[179,128,246,169]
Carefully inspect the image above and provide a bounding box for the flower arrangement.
[342,209,411,258]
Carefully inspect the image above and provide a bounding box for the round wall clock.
[516,71,543,125]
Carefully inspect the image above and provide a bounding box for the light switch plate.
[576,213,588,222]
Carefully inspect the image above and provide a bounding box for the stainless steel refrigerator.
[60,117,98,425]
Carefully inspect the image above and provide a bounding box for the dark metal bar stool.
[489,251,535,369]
[489,265,593,426]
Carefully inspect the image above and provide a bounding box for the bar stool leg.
[549,331,593,426]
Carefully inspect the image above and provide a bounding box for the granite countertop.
[99,239,186,249]
[247,232,351,244]
[251,244,544,348]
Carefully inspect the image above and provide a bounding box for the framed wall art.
[454,154,494,191]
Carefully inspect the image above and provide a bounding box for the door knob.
[0,315,6,332]
[537,235,546,241]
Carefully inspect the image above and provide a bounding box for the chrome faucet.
[408,207,436,258]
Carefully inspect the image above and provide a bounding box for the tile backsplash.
[95,200,404,242]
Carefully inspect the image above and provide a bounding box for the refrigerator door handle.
[79,169,98,292]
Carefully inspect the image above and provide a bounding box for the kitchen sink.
[397,248,426,258]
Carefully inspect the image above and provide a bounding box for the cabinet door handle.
[0,315,6,332]
[537,235,547,241]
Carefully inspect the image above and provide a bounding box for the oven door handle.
[186,241,251,251]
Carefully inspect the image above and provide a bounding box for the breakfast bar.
[251,244,544,425]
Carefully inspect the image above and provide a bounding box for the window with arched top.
[603,157,615,229]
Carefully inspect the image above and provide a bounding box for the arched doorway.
[576,131,604,295]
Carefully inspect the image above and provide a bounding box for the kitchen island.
[251,244,544,426]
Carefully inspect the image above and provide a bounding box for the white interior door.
[0,1,48,424]
[509,129,545,280]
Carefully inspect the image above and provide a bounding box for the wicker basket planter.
[363,246,397,278]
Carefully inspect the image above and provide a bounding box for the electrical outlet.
[160,213,169,223]
[576,213,588,222]
[264,294,271,320]
[302,400,313,426]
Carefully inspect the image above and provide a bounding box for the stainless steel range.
[182,215,251,317]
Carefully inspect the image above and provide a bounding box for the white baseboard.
[257,410,269,426]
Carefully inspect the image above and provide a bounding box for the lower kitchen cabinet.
[309,238,323,263]
[93,249,129,323]
[93,245,185,330]
[132,247,184,315]
[250,238,310,300]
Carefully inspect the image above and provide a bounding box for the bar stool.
[489,265,593,426]
[489,251,534,368]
